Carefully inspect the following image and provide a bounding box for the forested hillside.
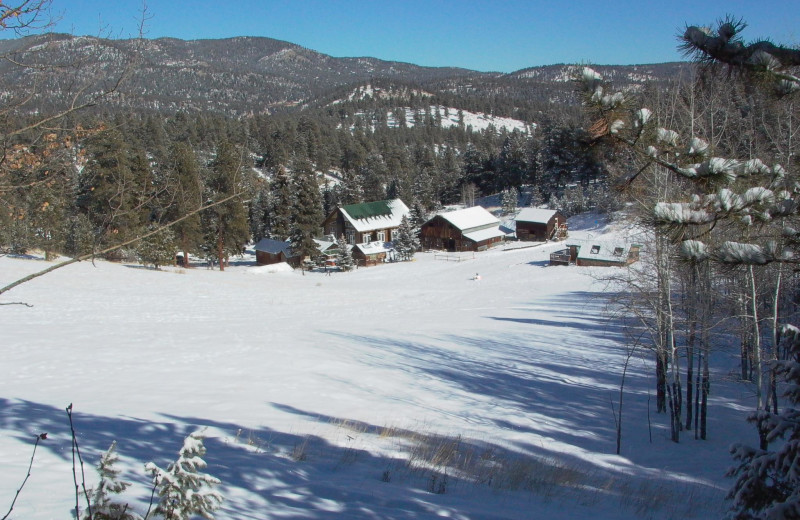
[1,32,672,265]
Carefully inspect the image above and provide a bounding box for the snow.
[346,103,532,135]
[341,199,410,234]
[0,213,757,519]
[436,206,499,231]
[514,208,558,224]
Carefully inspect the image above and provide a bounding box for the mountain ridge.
[0,33,686,118]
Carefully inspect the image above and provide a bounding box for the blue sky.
[44,0,800,72]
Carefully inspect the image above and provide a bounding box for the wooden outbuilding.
[550,240,642,267]
[254,238,339,268]
[254,238,294,266]
[420,206,506,252]
[514,208,567,241]
[352,241,394,267]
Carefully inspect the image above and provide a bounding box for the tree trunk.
[749,266,763,409]
[217,227,225,272]
[656,352,667,413]
[685,267,697,430]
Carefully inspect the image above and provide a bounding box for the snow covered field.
[0,215,755,519]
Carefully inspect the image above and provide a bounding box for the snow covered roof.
[463,227,508,243]
[568,240,642,263]
[515,208,560,224]
[314,238,337,253]
[354,241,393,255]
[255,238,335,257]
[254,238,292,256]
[340,199,409,233]
[436,206,499,231]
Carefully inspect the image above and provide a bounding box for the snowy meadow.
[0,215,755,519]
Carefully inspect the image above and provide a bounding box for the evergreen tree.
[136,223,177,270]
[497,131,529,189]
[76,129,154,256]
[360,153,389,202]
[145,430,222,520]
[289,157,323,264]
[727,325,800,519]
[408,200,428,231]
[501,186,519,215]
[203,140,249,271]
[164,142,203,268]
[268,166,293,239]
[393,215,421,261]
[338,168,364,205]
[85,441,140,520]
[248,181,272,242]
[335,235,355,271]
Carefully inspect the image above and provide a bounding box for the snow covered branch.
[680,18,800,95]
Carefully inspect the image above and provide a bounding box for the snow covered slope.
[0,215,752,519]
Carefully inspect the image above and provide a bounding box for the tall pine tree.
[289,157,323,265]
[203,139,249,271]
[164,142,203,268]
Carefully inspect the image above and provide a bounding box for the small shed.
[254,238,294,266]
[352,241,393,267]
[420,206,506,252]
[514,208,567,241]
[562,240,642,267]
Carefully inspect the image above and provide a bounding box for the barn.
[420,206,506,252]
[514,208,567,241]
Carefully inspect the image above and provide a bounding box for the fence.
[433,252,475,262]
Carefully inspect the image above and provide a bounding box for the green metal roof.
[342,200,393,220]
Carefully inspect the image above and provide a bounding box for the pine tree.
[501,186,519,215]
[269,166,293,239]
[85,441,140,520]
[393,215,421,261]
[408,200,428,231]
[165,142,203,268]
[136,223,176,269]
[289,157,323,264]
[76,129,154,255]
[335,235,354,271]
[727,325,800,519]
[203,139,249,271]
[338,168,364,205]
[145,430,222,520]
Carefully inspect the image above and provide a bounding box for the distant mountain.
[0,33,687,119]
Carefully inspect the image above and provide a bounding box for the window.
[377,231,386,242]
[590,245,601,254]
[346,231,355,245]
[362,232,371,244]
[613,247,624,257]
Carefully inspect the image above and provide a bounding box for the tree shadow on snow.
[0,398,533,520]
[321,289,721,490]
